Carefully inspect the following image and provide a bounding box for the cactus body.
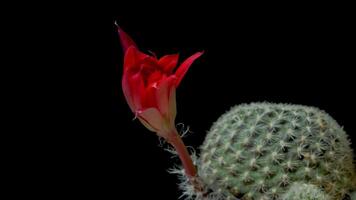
[179,103,355,200]
[351,191,356,200]
[281,182,331,200]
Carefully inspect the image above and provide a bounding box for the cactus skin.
[351,191,356,200]
[281,182,331,200]
[195,103,356,200]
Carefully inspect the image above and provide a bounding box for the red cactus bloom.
[118,27,203,139]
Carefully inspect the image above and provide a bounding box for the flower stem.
[166,129,204,193]
[168,129,197,178]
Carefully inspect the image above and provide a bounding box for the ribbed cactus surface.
[196,103,355,200]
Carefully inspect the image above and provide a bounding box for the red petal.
[158,54,179,73]
[138,108,164,132]
[156,76,177,118]
[122,71,136,112]
[167,85,177,127]
[174,51,203,86]
[127,71,145,111]
[140,60,160,78]
[142,82,158,109]
[124,46,149,71]
[146,70,163,84]
[118,27,138,54]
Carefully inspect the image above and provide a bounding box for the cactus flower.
[118,27,203,140]
[117,26,205,184]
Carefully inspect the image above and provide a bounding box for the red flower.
[118,27,203,139]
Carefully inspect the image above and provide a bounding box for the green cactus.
[173,103,355,200]
[281,182,331,200]
[351,191,356,200]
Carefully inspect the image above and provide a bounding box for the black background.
[24,3,355,199]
